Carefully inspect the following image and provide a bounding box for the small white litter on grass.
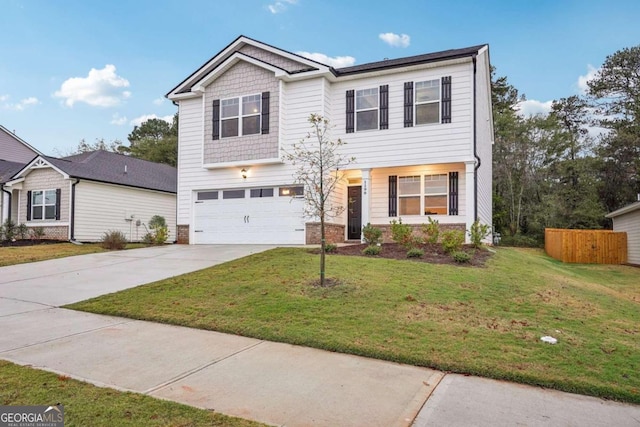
[541,336,558,344]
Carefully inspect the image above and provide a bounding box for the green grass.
[0,360,265,427]
[0,243,146,267]
[67,247,640,403]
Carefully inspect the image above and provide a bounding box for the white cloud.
[516,99,553,117]
[267,0,297,14]
[110,113,128,126]
[296,51,356,68]
[379,32,411,48]
[576,65,600,94]
[153,97,165,106]
[54,64,131,107]
[1,95,40,111]
[129,114,173,127]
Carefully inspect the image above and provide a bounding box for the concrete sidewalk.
[1,245,639,426]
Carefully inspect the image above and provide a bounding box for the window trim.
[355,87,379,132]
[31,189,57,221]
[414,79,441,126]
[220,93,262,138]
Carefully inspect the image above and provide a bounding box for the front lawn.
[0,361,265,427]
[0,243,144,267]
[67,247,640,403]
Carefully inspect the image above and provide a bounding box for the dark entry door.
[347,186,362,240]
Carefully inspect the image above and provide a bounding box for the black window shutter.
[379,84,389,130]
[403,82,414,127]
[449,172,458,215]
[26,190,32,221]
[389,175,397,217]
[55,188,61,220]
[261,91,270,134]
[441,76,452,124]
[346,90,355,133]
[212,99,220,140]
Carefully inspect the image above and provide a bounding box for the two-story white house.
[167,36,493,245]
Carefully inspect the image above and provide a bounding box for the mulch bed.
[0,239,68,247]
[323,242,493,267]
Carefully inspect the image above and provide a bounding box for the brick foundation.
[29,225,69,241]
[305,222,345,245]
[176,225,190,244]
[375,223,466,243]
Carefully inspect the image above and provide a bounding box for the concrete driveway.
[0,244,273,309]
[1,245,639,427]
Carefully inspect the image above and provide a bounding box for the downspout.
[70,178,80,241]
[472,54,480,222]
[1,184,11,222]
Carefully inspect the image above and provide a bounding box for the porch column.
[361,168,371,242]
[465,161,475,243]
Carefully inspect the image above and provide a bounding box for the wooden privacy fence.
[545,228,627,264]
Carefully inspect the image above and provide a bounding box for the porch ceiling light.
[241,168,248,179]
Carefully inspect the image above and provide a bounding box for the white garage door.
[193,186,306,244]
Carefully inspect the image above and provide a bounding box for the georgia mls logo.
[0,404,64,427]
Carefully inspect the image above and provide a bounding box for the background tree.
[121,113,178,166]
[59,138,123,156]
[283,114,354,287]
[587,46,640,212]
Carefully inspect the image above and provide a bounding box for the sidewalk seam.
[144,341,265,395]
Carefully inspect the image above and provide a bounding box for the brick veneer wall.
[375,223,466,243]
[176,225,189,244]
[29,225,68,241]
[305,222,345,244]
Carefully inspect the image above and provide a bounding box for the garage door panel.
[193,191,305,244]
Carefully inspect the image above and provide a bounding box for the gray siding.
[203,61,279,164]
[0,129,38,163]
[20,168,69,224]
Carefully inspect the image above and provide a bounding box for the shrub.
[362,223,382,245]
[362,245,381,256]
[421,216,440,244]
[101,230,128,250]
[145,215,169,245]
[324,243,338,253]
[451,251,471,263]
[469,220,491,248]
[1,218,17,242]
[17,223,29,240]
[390,218,417,249]
[30,227,45,241]
[441,230,464,254]
[406,248,424,258]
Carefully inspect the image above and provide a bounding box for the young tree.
[282,114,354,287]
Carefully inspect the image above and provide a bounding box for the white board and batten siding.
[474,47,494,229]
[74,181,176,242]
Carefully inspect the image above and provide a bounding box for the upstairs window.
[356,88,378,131]
[415,80,440,125]
[213,92,269,140]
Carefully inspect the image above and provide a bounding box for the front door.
[347,186,362,240]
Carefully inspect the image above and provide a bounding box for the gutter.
[472,54,480,222]
[1,184,11,222]
[70,178,79,240]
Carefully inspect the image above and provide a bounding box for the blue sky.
[2,0,639,156]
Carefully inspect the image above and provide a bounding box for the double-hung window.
[415,80,440,125]
[31,190,57,220]
[220,94,261,138]
[398,176,421,215]
[424,174,448,215]
[356,88,378,131]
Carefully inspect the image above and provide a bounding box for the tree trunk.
[320,216,326,287]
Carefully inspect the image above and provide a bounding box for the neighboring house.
[1,125,42,225]
[2,150,177,242]
[166,35,493,245]
[606,199,640,265]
